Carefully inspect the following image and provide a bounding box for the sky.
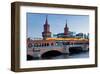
[27,13,89,39]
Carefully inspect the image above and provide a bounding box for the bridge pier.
[32,49,41,59]
[63,46,70,54]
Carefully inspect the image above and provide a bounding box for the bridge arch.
[41,50,62,59]
[27,55,33,60]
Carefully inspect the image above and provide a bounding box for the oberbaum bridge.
[27,17,89,60]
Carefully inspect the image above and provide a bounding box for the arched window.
[28,43,32,48]
[51,43,54,46]
[42,43,44,47]
[47,43,49,46]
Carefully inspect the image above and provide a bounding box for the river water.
[30,51,89,60]
[51,51,89,59]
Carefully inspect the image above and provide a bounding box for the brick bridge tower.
[42,16,51,40]
[64,20,69,36]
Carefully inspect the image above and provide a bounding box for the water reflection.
[51,51,89,59]
[27,51,89,60]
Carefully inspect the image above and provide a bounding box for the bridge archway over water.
[41,50,62,59]
[27,55,33,60]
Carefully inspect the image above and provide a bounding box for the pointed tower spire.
[42,15,51,40]
[45,15,48,24]
[65,19,68,27]
[64,19,69,35]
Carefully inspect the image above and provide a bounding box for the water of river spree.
[29,51,89,60]
[51,51,89,59]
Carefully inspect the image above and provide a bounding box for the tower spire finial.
[65,19,67,27]
[45,15,48,24]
